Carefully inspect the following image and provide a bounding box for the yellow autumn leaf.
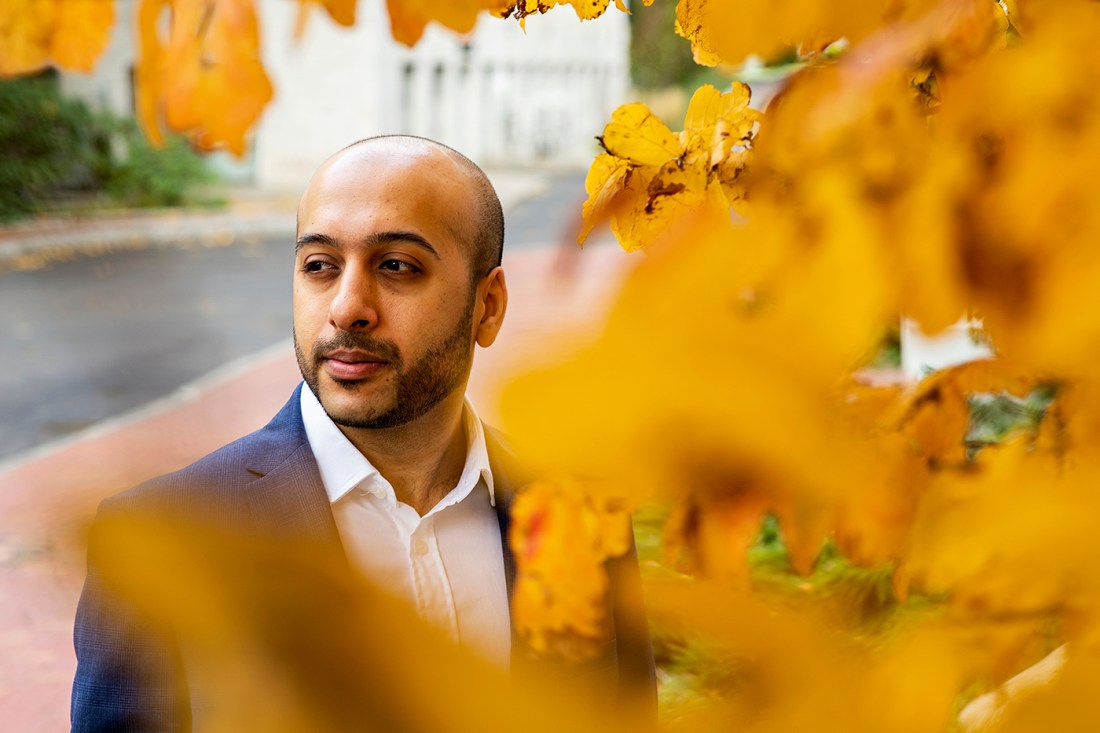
[1,0,114,77]
[907,440,1100,623]
[600,103,683,167]
[0,0,114,77]
[510,477,632,660]
[714,82,759,157]
[137,0,273,156]
[293,0,357,38]
[507,0,630,28]
[681,83,722,142]
[134,0,168,147]
[581,87,759,250]
[892,1,1100,377]
[610,160,707,251]
[673,0,722,67]
[888,363,1005,467]
[825,379,929,576]
[901,379,972,466]
[160,0,210,133]
[311,0,357,25]
[561,0,614,22]
[680,82,761,170]
[661,456,835,582]
[191,0,273,155]
[993,651,1100,733]
[696,493,772,584]
[646,580,962,732]
[675,0,892,67]
[663,485,774,584]
[577,153,630,245]
[1033,379,1100,468]
[0,0,53,77]
[49,0,115,73]
[837,435,929,576]
[387,0,509,46]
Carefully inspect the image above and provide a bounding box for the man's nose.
[329,268,378,331]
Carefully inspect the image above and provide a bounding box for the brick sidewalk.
[0,239,631,730]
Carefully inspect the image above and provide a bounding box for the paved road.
[506,169,586,248]
[0,171,586,461]
[0,240,293,458]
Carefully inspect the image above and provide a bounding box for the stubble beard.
[294,296,476,430]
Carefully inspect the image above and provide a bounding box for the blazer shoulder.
[99,387,309,517]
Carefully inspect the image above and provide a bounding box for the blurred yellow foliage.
[510,477,634,660]
[646,579,964,732]
[87,507,624,733]
[674,0,891,66]
[0,0,114,75]
[673,0,1005,68]
[907,440,1100,623]
[504,1,1100,724]
[502,211,892,582]
[135,0,273,155]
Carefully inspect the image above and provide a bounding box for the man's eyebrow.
[294,231,441,259]
[295,232,336,252]
[366,231,441,259]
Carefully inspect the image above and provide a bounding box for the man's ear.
[474,267,508,348]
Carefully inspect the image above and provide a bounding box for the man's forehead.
[298,141,479,247]
[323,138,463,178]
[304,140,471,202]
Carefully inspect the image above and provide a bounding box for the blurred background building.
[61,0,631,190]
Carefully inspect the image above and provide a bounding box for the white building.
[63,0,631,190]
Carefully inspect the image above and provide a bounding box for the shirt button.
[413,538,429,556]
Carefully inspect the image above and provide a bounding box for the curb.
[0,211,297,273]
[0,339,294,482]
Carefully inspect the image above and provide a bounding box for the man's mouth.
[322,350,389,380]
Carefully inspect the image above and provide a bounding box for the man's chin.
[315,381,394,428]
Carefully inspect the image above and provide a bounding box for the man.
[71,136,656,731]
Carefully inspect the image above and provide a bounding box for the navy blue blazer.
[72,384,656,731]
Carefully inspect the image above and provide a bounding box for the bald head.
[303,135,504,286]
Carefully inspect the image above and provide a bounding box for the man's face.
[293,144,481,429]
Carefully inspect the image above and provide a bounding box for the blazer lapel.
[485,426,530,603]
[486,427,543,668]
[237,384,346,566]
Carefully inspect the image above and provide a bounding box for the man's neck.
[338,393,469,516]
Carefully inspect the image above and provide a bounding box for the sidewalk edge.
[0,339,293,479]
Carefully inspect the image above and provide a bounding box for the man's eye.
[302,260,336,274]
[380,259,418,273]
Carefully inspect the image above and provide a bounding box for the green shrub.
[0,72,101,220]
[102,120,216,209]
[0,73,217,221]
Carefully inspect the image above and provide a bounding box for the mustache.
[312,331,403,367]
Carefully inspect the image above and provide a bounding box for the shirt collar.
[299,384,495,508]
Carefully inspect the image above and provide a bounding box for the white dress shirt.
[299,385,511,668]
